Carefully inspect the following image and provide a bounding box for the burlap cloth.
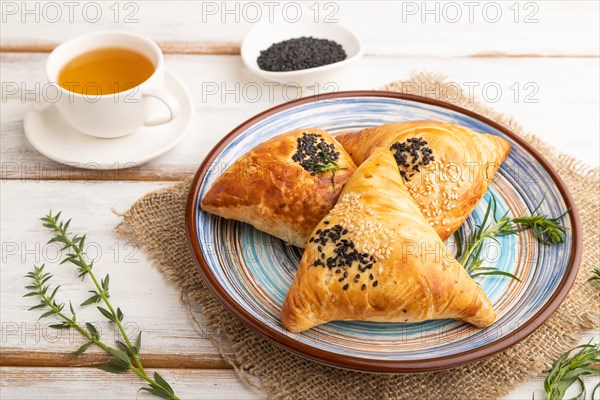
[115,73,600,400]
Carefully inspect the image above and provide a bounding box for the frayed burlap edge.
[115,73,600,400]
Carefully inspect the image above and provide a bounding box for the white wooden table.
[1,2,598,399]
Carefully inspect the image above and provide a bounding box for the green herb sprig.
[541,342,600,400]
[455,194,567,281]
[304,144,348,186]
[25,212,179,400]
[589,268,600,285]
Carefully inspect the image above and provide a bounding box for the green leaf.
[97,364,129,374]
[28,303,47,311]
[589,268,600,284]
[139,386,173,399]
[97,306,116,322]
[116,307,124,322]
[470,270,522,282]
[69,341,92,356]
[85,323,99,339]
[115,339,135,359]
[106,347,131,366]
[80,292,101,306]
[49,285,60,300]
[154,372,174,394]
[134,332,142,355]
[49,323,69,329]
[67,257,87,269]
[38,310,56,320]
[68,301,77,321]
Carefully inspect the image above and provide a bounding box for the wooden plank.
[0,350,230,369]
[0,367,264,399]
[0,365,597,400]
[0,1,598,57]
[0,180,230,367]
[0,41,241,55]
[1,53,598,182]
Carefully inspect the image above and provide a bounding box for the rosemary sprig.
[24,211,179,400]
[589,268,600,285]
[542,342,600,400]
[511,194,568,245]
[456,194,567,281]
[304,144,348,186]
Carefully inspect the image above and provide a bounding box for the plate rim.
[185,90,582,373]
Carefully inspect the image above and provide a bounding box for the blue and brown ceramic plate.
[185,91,581,373]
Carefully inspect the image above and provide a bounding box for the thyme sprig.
[455,194,567,281]
[24,212,179,400]
[542,342,600,400]
[304,144,348,186]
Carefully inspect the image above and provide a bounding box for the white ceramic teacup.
[42,31,179,138]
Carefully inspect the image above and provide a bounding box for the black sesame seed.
[369,274,374,280]
[310,223,378,272]
[390,137,434,181]
[343,284,349,291]
[338,277,345,282]
[373,280,379,287]
[323,221,330,225]
[361,284,367,291]
[292,132,341,174]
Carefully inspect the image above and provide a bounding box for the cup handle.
[142,88,180,126]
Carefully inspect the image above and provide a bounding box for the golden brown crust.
[336,121,511,241]
[201,128,357,248]
[281,147,495,332]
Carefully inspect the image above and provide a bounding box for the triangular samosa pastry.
[201,129,357,248]
[281,147,495,332]
[337,121,510,241]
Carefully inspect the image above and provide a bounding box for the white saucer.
[24,69,193,170]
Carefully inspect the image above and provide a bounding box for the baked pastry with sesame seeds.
[281,147,495,332]
[336,120,510,241]
[201,128,357,248]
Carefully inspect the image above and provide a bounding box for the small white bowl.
[241,19,363,86]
